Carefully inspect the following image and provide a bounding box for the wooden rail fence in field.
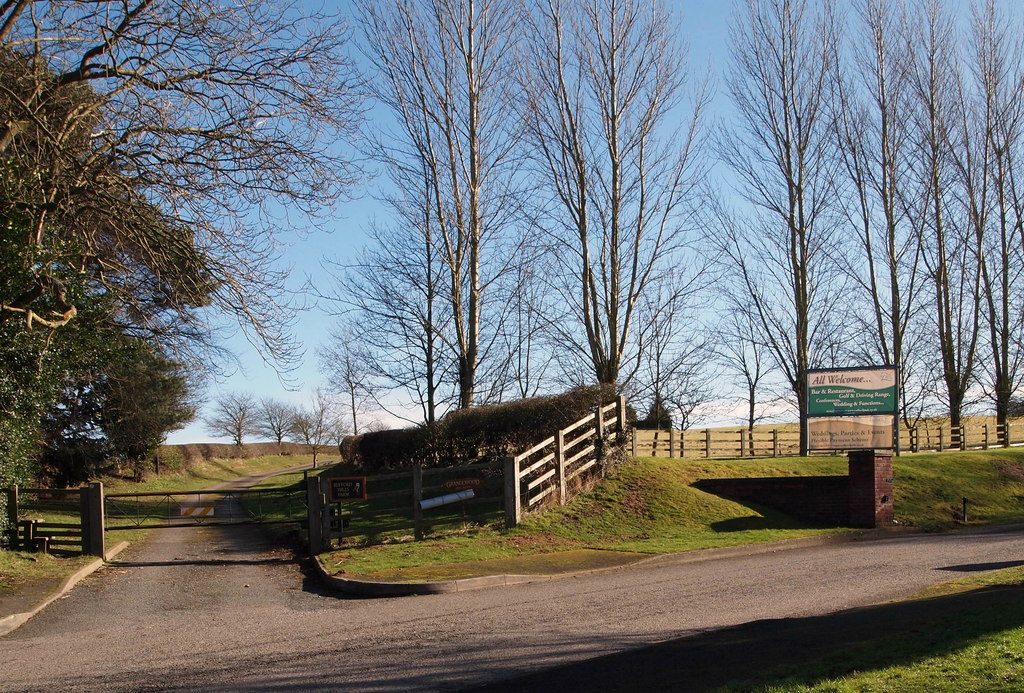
[633,418,1024,459]
[503,396,628,527]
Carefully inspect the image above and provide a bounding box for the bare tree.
[714,300,777,440]
[0,0,363,369]
[355,0,523,409]
[955,0,1024,428]
[833,0,930,427]
[319,325,376,435]
[904,0,982,431]
[290,390,343,468]
[520,0,708,388]
[330,215,451,424]
[718,0,844,455]
[204,392,259,446]
[256,398,295,446]
[633,273,713,430]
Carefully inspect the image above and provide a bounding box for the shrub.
[342,385,625,472]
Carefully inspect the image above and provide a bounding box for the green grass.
[716,566,1024,692]
[0,550,94,594]
[322,449,1024,579]
[322,457,849,578]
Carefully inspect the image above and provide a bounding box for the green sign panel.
[806,368,897,417]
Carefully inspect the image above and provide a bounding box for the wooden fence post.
[938,426,944,452]
[772,429,779,457]
[631,429,638,457]
[412,466,424,540]
[739,429,746,457]
[305,476,326,555]
[705,429,712,458]
[667,428,675,459]
[80,482,105,559]
[984,424,990,450]
[556,430,567,504]
[503,456,521,528]
[5,485,17,549]
[596,405,606,467]
[1005,421,1013,448]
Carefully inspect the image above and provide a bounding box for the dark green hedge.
[340,385,626,471]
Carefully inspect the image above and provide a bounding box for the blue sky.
[167,1,732,444]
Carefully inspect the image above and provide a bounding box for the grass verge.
[716,565,1024,692]
[321,449,1024,580]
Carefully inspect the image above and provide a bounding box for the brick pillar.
[848,450,894,528]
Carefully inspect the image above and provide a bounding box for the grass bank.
[321,449,1024,579]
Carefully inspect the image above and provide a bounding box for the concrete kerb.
[312,526,924,598]
[0,541,130,637]
[313,556,554,597]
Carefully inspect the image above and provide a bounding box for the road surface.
[2,498,1023,691]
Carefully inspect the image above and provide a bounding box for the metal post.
[962,496,969,524]
[503,456,521,528]
[413,466,424,540]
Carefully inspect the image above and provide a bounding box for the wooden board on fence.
[327,477,368,502]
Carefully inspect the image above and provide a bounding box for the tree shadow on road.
[458,583,1024,692]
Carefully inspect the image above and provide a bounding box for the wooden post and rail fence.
[306,396,630,550]
[2,483,104,557]
[632,419,1024,459]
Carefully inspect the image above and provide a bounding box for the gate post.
[306,476,328,555]
[413,466,424,540]
[4,485,17,549]
[503,456,520,528]
[80,482,105,559]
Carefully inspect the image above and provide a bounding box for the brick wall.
[693,476,850,526]
[693,451,894,528]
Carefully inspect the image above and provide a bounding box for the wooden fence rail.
[3,485,103,556]
[319,460,506,547]
[504,396,628,528]
[633,419,1024,459]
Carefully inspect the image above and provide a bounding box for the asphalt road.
[2,509,1023,691]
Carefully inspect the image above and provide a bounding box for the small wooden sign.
[442,477,483,492]
[328,476,368,502]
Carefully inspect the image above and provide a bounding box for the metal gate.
[104,487,308,531]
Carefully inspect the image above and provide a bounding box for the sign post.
[804,366,898,453]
